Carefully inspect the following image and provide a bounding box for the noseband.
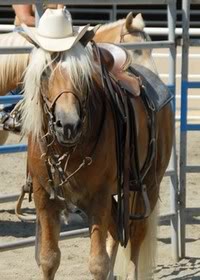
[41,88,89,147]
[42,90,82,114]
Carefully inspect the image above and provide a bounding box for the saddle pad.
[129,64,173,112]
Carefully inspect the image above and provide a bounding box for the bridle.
[38,83,93,202]
[41,88,89,141]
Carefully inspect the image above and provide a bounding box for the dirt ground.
[0,124,200,280]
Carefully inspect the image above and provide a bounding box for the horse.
[0,12,155,145]
[20,27,173,279]
[0,32,31,144]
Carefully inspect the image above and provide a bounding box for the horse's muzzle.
[54,109,82,146]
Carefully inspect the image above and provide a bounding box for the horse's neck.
[133,49,156,73]
[95,24,123,44]
[95,24,156,73]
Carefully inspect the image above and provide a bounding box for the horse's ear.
[125,12,134,31]
[131,13,145,31]
[18,31,39,48]
[80,24,101,47]
[126,12,145,31]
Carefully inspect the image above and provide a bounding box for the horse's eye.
[134,49,142,56]
[42,68,51,79]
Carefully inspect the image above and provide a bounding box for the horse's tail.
[114,203,158,280]
[114,240,131,280]
[138,203,158,280]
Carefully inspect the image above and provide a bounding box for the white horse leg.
[106,232,119,280]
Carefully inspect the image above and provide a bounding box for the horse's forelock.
[60,42,95,93]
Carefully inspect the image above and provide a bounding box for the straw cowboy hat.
[21,8,91,52]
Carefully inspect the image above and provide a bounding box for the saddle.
[97,43,141,96]
[94,42,173,247]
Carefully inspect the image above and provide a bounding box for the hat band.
[37,30,74,39]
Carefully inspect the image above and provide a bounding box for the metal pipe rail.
[0,228,89,252]
[3,25,200,37]
[0,0,175,5]
[0,193,21,203]
[0,144,27,154]
[0,96,22,104]
[0,41,174,55]
[0,46,32,54]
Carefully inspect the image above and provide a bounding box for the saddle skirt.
[129,64,173,112]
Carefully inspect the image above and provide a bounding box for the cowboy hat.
[21,8,91,52]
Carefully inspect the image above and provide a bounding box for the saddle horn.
[80,24,101,47]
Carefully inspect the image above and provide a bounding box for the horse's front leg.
[33,177,62,280]
[88,188,111,280]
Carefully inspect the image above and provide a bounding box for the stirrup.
[0,100,23,133]
[15,175,36,222]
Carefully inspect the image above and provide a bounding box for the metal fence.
[179,0,200,258]
[1,1,200,28]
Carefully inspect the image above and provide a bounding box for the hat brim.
[21,23,90,52]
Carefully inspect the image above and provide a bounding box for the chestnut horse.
[21,36,173,279]
[0,12,155,145]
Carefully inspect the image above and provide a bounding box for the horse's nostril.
[56,120,62,128]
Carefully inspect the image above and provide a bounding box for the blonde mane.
[22,42,95,141]
[0,32,31,95]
